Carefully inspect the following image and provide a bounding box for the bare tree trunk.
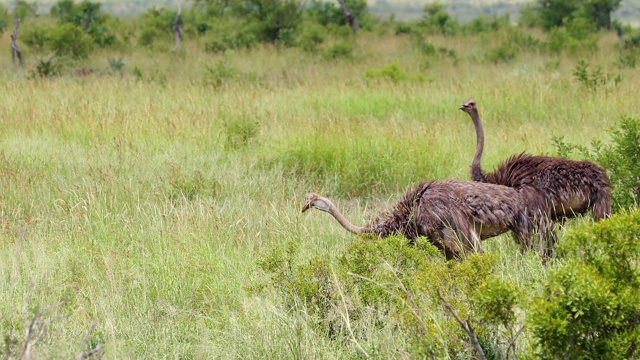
[11,18,24,70]
[173,2,182,50]
[337,0,359,34]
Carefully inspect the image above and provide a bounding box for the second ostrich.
[302,180,535,260]
[459,99,612,255]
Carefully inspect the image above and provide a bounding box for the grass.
[0,27,636,357]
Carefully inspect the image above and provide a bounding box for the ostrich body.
[302,180,534,260]
[459,99,611,221]
[459,99,612,254]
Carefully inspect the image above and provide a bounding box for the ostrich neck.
[328,204,369,235]
[470,110,486,181]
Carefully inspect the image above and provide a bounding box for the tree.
[12,1,37,20]
[232,0,302,42]
[525,0,622,31]
[50,0,115,47]
[307,0,367,29]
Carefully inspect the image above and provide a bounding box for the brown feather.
[303,179,534,260]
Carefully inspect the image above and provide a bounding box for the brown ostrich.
[302,180,536,260]
[459,99,612,255]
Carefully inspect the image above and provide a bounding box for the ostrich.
[459,99,612,255]
[302,180,536,260]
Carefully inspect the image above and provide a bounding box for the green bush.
[485,44,518,64]
[394,22,412,35]
[323,41,354,60]
[296,23,327,52]
[364,63,425,83]
[137,8,175,47]
[572,59,622,91]
[306,0,367,28]
[205,30,259,53]
[546,26,598,54]
[530,209,640,359]
[460,14,510,35]
[552,116,640,211]
[47,23,94,59]
[224,115,260,150]
[417,3,458,35]
[232,0,302,42]
[50,0,115,47]
[22,26,49,52]
[12,0,37,20]
[258,233,525,358]
[203,59,239,88]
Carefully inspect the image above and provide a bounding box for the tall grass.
[0,29,636,357]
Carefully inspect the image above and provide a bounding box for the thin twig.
[20,297,67,360]
[77,322,103,360]
[436,288,487,360]
[506,324,526,360]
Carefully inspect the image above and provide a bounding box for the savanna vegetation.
[0,0,639,358]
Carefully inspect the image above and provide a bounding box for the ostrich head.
[459,99,477,115]
[302,193,332,213]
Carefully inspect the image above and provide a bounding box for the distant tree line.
[0,0,633,68]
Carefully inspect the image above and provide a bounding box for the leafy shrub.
[417,3,458,35]
[33,56,62,78]
[296,23,327,52]
[552,116,640,211]
[485,44,518,64]
[22,26,49,52]
[573,59,622,91]
[232,0,303,42]
[137,8,175,47]
[506,28,543,52]
[460,14,510,35]
[203,59,238,88]
[324,41,354,60]
[530,209,640,359]
[546,24,598,54]
[394,22,412,35]
[108,57,125,71]
[410,33,436,56]
[364,63,425,83]
[306,0,367,28]
[47,23,94,59]
[50,0,115,47]
[138,27,160,47]
[258,233,525,358]
[205,31,259,53]
[617,48,639,68]
[224,116,260,150]
[12,0,37,20]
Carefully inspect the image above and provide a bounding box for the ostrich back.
[485,154,611,219]
[369,180,528,241]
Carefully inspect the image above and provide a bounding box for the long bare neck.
[327,203,369,235]
[469,109,487,182]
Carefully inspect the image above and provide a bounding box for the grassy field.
[0,27,637,357]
